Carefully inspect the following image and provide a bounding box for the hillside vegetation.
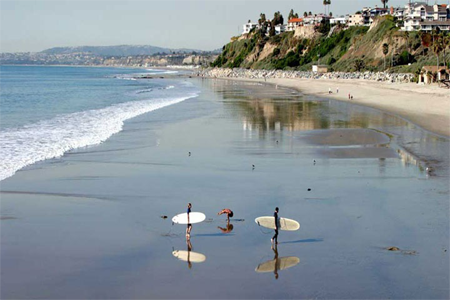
[212,16,450,73]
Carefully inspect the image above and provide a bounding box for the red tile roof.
[288,18,303,23]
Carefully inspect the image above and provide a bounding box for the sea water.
[0,66,199,181]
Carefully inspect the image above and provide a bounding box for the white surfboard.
[255,256,300,272]
[172,250,206,263]
[255,216,300,231]
[172,212,206,224]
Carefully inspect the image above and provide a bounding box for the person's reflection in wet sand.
[218,220,234,233]
[186,238,193,269]
[271,244,280,280]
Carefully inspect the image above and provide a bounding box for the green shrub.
[273,48,280,56]
[397,51,415,65]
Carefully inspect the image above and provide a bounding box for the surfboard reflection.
[255,245,300,279]
[172,240,206,269]
[217,221,234,233]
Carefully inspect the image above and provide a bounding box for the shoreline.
[197,69,450,138]
[1,78,448,299]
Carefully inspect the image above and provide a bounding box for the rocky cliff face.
[100,53,218,67]
[182,55,218,65]
[294,26,319,39]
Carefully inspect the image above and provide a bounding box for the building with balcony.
[287,18,304,31]
[242,21,259,34]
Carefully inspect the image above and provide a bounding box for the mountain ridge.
[40,44,213,56]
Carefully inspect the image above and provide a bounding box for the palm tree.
[421,32,432,56]
[259,13,266,26]
[382,43,389,69]
[432,33,444,74]
[289,9,295,20]
[381,0,389,9]
[403,31,410,52]
[442,35,450,68]
[323,0,327,15]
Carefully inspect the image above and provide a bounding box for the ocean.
[0,67,448,299]
[0,66,199,181]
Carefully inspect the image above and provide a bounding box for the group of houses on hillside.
[242,1,450,35]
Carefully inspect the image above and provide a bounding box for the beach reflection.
[255,245,300,279]
[209,80,410,134]
[223,95,409,134]
[208,79,449,175]
[172,240,206,269]
[217,221,234,234]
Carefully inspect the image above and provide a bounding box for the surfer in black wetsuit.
[271,207,279,245]
[186,203,192,239]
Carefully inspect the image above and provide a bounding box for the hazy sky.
[1,0,412,53]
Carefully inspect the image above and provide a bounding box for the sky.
[0,0,419,53]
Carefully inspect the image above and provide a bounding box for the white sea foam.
[114,76,137,81]
[135,88,154,94]
[146,69,179,75]
[0,93,197,181]
[134,85,174,95]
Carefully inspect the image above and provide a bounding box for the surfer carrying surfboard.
[186,203,192,238]
[271,207,279,245]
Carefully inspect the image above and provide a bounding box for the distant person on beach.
[348,93,351,99]
[328,87,332,94]
[186,203,192,238]
[336,87,339,93]
[271,207,279,245]
[217,208,234,222]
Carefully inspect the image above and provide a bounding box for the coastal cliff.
[0,45,219,67]
[212,16,450,73]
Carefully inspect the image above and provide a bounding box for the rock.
[196,68,414,83]
[387,246,400,251]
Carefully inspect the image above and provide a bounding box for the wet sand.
[1,79,449,299]
[224,77,450,138]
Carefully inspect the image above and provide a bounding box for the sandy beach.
[1,78,449,299]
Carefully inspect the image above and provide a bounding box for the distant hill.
[40,45,208,56]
